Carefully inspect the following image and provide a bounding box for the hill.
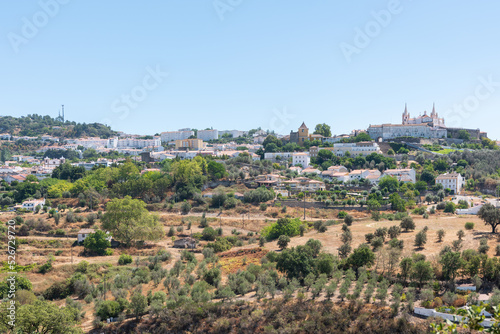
[0,114,117,139]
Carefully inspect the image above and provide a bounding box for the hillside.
[0,114,117,139]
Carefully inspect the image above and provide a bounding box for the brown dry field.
[2,207,499,332]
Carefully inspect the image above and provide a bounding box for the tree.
[478,203,500,233]
[344,214,354,226]
[444,202,456,213]
[13,299,81,334]
[437,229,445,242]
[388,225,401,239]
[277,235,290,250]
[412,260,434,288]
[414,230,427,249]
[400,217,415,232]
[379,176,399,193]
[83,230,111,256]
[457,229,465,241]
[348,244,375,270]
[313,123,332,137]
[400,257,413,285]
[367,199,381,212]
[102,196,164,246]
[130,293,147,321]
[440,251,463,282]
[207,161,227,181]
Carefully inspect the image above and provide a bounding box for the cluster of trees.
[0,114,117,138]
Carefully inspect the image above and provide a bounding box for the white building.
[197,129,219,141]
[161,130,194,142]
[332,142,382,157]
[263,152,293,161]
[383,169,416,183]
[367,123,447,141]
[292,152,310,167]
[436,172,465,195]
[21,198,45,211]
[219,130,246,138]
[43,157,66,168]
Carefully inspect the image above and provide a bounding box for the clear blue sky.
[1,1,500,139]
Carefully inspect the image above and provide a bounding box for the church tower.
[431,102,437,118]
[402,103,409,124]
[298,122,309,145]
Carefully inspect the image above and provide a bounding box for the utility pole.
[303,192,306,220]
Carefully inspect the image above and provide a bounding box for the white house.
[292,152,310,167]
[77,229,95,243]
[436,172,465,195]
[383,168,416,183]
[21,198,45,211]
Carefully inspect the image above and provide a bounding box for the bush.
[277,235,290,250]
[465,222,474,230]
[478,238,490,254]
[261,217,302,240]
[202,227,217,241]
[444,202,456,213]
[344,214,354,226]
[259,203,268,211]
[181,201,192,214]
[205,238,232,253]
[436,202,446,210]
[96,300,121,319]
[338,211,347,219]
[400,217,415,232]
[55,229,65,236]
[118,254,133,265]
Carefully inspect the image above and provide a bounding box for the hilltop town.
[1,107,500,333]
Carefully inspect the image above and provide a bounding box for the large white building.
[403,104,445,127]
[292,152,310,167]
[219,130,246,138]
[367,104,448,141]
[367,123,447,141]
[309,142,381,158]
[161,130,195,142]
[197,129,219,141]
[436,172,465,194]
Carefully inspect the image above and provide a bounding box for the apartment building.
[175,139,206,150]
[161,130,195,142]
[197,129,219,141]
[383,168,416,183]
[292,152,310,167]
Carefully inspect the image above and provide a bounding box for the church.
[402,103,445,127]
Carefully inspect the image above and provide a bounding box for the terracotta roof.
[299,122,308,129]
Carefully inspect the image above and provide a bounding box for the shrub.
[118,254,133,265]
[205,238,232,253]
[465,222,474,230]
[344,214,354,226]
[338,211,347,219]
[365,233,375,244]
[259,203,268,211]
[55,229,65,236]
[167,226,175,237]
[181,201,192,214]
[444,202,456,213]
[96,300,121,319]
[496,244,500,256]
[277,235,290,250]
[261,217,302,240]
[400,217,415,232]
[437,229,445,242]
[202,227,217,241]
[478,238,490,254]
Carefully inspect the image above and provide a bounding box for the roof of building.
[78,229,95,234]
[299,122,308,130]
